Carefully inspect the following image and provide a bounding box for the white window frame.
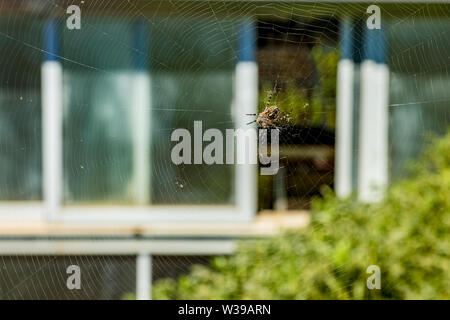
[0,18,259,224]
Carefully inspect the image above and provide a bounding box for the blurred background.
[0,0,449,299]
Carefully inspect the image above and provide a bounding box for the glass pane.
[62,17,237,205]
[151,72,234,204]
[62,19,135,204]
[62,18,132,203]
[388,19,450,181]
[0,17,42,200]
[62,70,135,203]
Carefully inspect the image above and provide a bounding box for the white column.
[358,61,389,202]
[235,19,258,221]
[42,20,63,221]
[335,18,356,199]
[358,28,389,203]
[235,61,258,220]
[335,59,355,198]
[130,21,151,205]
[131,72,151,204]
[136,253,152,300]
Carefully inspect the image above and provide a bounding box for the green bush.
[153,131,450,300]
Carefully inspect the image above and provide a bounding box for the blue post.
[44,19,59,62]
[340,19,353,61]
[238,19,256,63]
[362,26,387,64]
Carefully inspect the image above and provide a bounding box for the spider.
[246,90,280,129]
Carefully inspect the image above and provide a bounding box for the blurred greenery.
[149,129,450,300]
[260,46,338,129]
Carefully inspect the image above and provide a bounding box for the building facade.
[0,1,449,299]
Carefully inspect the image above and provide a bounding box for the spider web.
[0,0,448,299]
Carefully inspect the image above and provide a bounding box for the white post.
[42,20,63,221]
[235,20,258,220]
[335,19,355,198]
[130,21,151,205]
[358,28,389,202]
[131,73,151,204]
[136,253,152,300]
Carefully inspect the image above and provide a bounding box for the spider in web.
[246,89,281,129]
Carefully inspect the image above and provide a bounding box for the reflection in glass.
[0,18,42,200]
[62,18,237,205]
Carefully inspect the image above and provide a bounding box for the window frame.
[0,18,259,224]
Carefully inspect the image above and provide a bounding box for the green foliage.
[259,46,338,129]
[153,130,450,300]
[311,45,338,104]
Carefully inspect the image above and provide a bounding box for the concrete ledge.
[0,211,310,237]
[0,211,309,255]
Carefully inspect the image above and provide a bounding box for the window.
[62,19,236,204]
[0,14,257,222]
[0,17,43,201]
[61,18,237,206]
[388,19,450,181]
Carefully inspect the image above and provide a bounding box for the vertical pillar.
[358,27,389,202]
[42,19,63,221]
[131,21,151,204]
[351,21,364,192]
[136,253,152,300]
[335,18,355,198]
[235,19,258,220]
[274,167,288,210]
